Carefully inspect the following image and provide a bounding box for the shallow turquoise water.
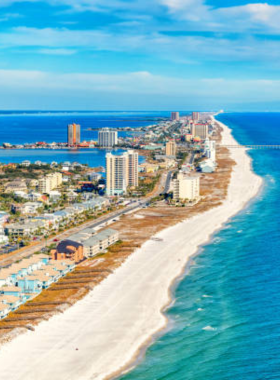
[119,113,280,380]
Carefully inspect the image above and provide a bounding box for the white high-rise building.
[98,128,118,147]
[106,150,138,196]
[204,138,216,161]
[172,172,200,201]
[127,150,139,188]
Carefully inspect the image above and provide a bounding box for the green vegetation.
[177,151,189,167]
[0,193,27,211]
[133,174,161,197]
[0,164,54,180]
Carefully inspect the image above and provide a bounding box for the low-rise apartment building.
[38,172,62,194]
[54,227,120,259]
[172,172,200,201]
[5,220,45,238]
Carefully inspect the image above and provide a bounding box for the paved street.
[0,169,171,268]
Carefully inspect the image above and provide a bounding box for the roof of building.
[6,220,45,230]
[0,269,14,278]
[27,274,50,282]
[0,304,9,312]
[8,264,27,272]
[48,264,67,271]
[56,240,83,254]
[35,254,50,260]
[1,286,22,292]
[0,295,20,303]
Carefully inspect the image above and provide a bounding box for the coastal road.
[0,167,172,267]
[163,170,173,194]
[0,201,148,268]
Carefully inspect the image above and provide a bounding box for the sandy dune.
[0,120,262,380]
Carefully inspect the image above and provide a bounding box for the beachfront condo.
[106,150,138,196]
[172,172,200,201]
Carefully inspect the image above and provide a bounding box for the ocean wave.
[202,325,217,331]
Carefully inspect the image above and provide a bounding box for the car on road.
[53,238,59,242]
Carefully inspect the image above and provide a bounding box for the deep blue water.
[0,111,168,166]
[119,113,280,380]
[0,111,169,145]
[0,148,128,167]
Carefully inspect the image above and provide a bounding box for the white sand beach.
[0,119,262,380]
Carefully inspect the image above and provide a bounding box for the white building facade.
[172,172,200,201]
[204,138,216,161]
[98,128,118,147]
[106,150,138,196]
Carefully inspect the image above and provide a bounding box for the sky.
[0,0,280,110]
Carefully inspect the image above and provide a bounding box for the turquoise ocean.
[119,113,280,380]
[1,111,280,379]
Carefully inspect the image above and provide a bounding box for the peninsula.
[0,116,262,380]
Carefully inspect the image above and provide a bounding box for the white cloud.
[0,68,279,110]
[2,26,280,65]
[1,0,280,33]
[38,48,77,55]
[215,3,280,30]
[159,0,209,21]
[159,1,280,32]
[0,68,279,99]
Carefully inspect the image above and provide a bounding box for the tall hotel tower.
[98,128,118,147]
[192,112,200,122]
[106,150,138,196]
[68,123,81,146]
[166,140,177,157]
[171,112,180,121]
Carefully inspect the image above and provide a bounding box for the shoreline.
[0,118,263,380]
[112,129,264,379]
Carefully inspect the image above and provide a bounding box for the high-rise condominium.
[166,140,177,157]
[171,112,180,121]
[98,128,118,147]
[106,150,138,196]
[192,124,209,140]
[127,150,139,188]
[192,112,200,121]
[68,123,81,146]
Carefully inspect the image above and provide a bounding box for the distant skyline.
[1,0,280,110]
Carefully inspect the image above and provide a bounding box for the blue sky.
[0,0,280,110]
